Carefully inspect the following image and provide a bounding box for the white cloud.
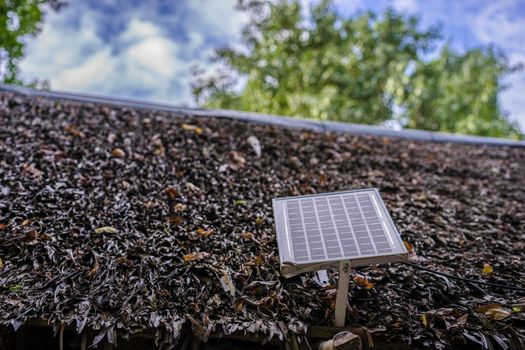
[19,1,247,106]
[185,0,248,40]
[124,37,179,77]
[392,0,418,13]
[53,49,115,90]
[469,1,524,51]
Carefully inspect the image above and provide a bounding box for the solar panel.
[273,188,408,277]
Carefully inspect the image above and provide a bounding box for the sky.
[19,0,525,131]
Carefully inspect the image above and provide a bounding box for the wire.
[403,262,525,292]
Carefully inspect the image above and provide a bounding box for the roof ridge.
[2,83,524,147]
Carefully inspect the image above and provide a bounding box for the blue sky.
[19,0,525,131]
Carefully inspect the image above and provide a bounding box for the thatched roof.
[0,90,524,349]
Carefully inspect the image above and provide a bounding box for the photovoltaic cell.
[273,189,408,266]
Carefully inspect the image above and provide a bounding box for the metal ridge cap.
[1,83,524,147]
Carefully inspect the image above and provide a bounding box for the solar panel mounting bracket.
[335,260,351,327]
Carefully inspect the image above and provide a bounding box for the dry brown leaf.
[233,299,244,312]
[64,125,85,138]
[196,227,213,237]
[164,187,178,199]
[183,252,210,262]
[230,151,246,164]
[94,226,118,234]
[116,256,134,267]
[403,240,414,253]
[181,124,203,135]
[111,148,126,158]
[476,304,512,320]
[167,215,183,225]
[455,313,468,327]
[0,258,4,269]
[86,262,99,278]
[0,223,7,230]
[241,232,254,240]
[21,163,43,179]
[153,145,165,156]
[353,276,374,289]
[186,182,201,192]
[254,255,265,265]
[173,203,187,212]
[219,270,236,297]
[24,230,39,241]
[368,170,385,177]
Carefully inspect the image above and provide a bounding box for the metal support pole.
[335,260,350,327]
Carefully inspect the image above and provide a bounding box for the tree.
[0,0,62,85]
[401,46,521,137]
[192,0,522,139]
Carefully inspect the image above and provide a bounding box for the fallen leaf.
[319,173,326,185]
[247,135,262,157]
[254,255,265,265]
[241,232,254,240]
[181,124,202,135]
[411,193,428,201]
[0,258,4,269]
[476,304,512,320]
[164,187,178,199]
[21,163,43,179]
[86,262,99,278]
[111,148,126,158]
[183,252,210,262]
[153,145,165,156]
[64,125,85,138]
[219,269,236,297]
[234,299,244,312]
[24,230,39,241]
[174,203,187,212]
[0,223,7,230]
[94,226,118,234]
[229,151,246,169]
[116,256,134,267]
[403,240,414,253]
[420,314,428,327]
[368,170,385,177]
[186,182,201,192]
[353,276,374,289]
[196,227,213,237]
[167,215,183,225]
[455,313,468,327]
[482,263,493,275]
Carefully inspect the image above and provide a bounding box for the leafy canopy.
[0,0,61,85]
[192,0,522,139]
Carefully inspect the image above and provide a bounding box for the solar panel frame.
[273,188,408,275]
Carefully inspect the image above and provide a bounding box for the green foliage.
[0,0,61,85]
[402,46,522,138]
[193,0,522,139]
